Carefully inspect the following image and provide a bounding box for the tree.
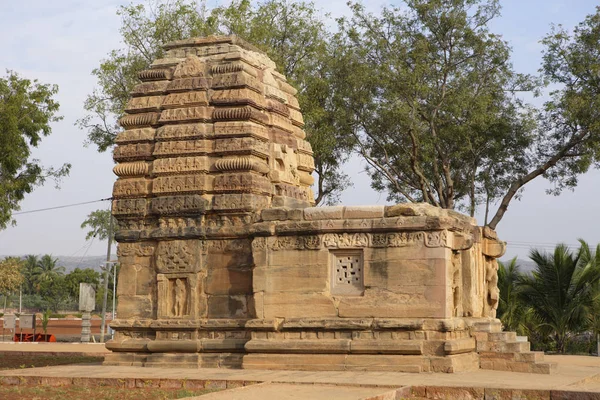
[497,258,525,333]
[38,275,69,313]
[37,255,66,284]
[333,1,600,228]
[77,0,350,205]
[21,255,42,295]
[0,257,24,298]
[0,71,71,229]
[487,6,600,228]
[64,268,101,300]
[519,241,600,353]
[333,0,539,223]
[81,209,116,241]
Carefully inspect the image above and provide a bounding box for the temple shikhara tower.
[106,36,555,374]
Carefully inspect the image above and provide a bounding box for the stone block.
[343,205,385,219]
[245,339,351,353]
[364,258,448,288]
[344,354,426,372]
[263,292,337,318]
[337,286,448,319]
[430,353,480,373]
[424,385,484,399]
[444,338,476,355]
[253,265,327,292]
[208,294,250,318]
[265,248,328,268]
[117,295,155,319]
[261,208,290,221]
[117,262,155,296]
[243,353,347,371]
[304,206,344,220]
[205,267,252,295]
[350,340,423,355]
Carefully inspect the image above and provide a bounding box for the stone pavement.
[0,342,110,355]
[2,343,600,398]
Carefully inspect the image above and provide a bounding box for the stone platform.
[1,344,600,399]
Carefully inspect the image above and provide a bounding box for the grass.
[0,386,220,399]
[0,354,103,370]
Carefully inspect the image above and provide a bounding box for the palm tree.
[37,255,66,283]
[21,255,42,295]
[520,241,600,353]
[497,258,525,333]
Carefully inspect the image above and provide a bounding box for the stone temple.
[106,35,555,373]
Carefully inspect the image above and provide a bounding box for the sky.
[0,0,598,261]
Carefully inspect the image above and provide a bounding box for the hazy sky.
[0,0,598,262]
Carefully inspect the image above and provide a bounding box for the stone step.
[480,359,556,374]
[471,320,502,333]
[479,350,544,363]
[505,341,530,353]
[515,351,545,362]
[488,331,517,342]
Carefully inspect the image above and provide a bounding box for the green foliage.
[519,241,600,353]
[497,258,526,333]
[64,268,101,300]
[333,0,539,221]
[21,255,41,295]
[0,257,24,295]
[37,275,69,313]
[78,0,350,204]
[80,209,116,241]
[41,309,50,334]
[0,71,70,229]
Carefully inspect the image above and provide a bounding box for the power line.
[12,198,112,215]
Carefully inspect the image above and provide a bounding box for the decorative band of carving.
[155,124,213,141]
[150,194,209,215]
[119,113,160,128]
[117,242,155,257]
[113,143,154,162]
[138,68,172,81]
[113,162,149,177]
[112,199,148,216]
[214,157,269,174]
[131,81,169,97]
[267,99,290,117]
[158,106,212,123]
[213,106,269,125]
[115,128,155,144]
[210,62,258,77]
[260,231,449,251]
[167,77,209,93]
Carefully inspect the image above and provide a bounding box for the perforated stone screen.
[330,250,364,296]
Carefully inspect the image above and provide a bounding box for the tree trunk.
[487,136,584,229]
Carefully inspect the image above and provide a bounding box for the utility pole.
[100,204,114,343]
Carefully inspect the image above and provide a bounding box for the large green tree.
[78,0,350,204]
[333,1,600,228]
[0,71,71,229]
[333,0,538,224]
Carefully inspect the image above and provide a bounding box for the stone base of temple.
[104,318,555,374]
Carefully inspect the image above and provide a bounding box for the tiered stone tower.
[106,36,555,374]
